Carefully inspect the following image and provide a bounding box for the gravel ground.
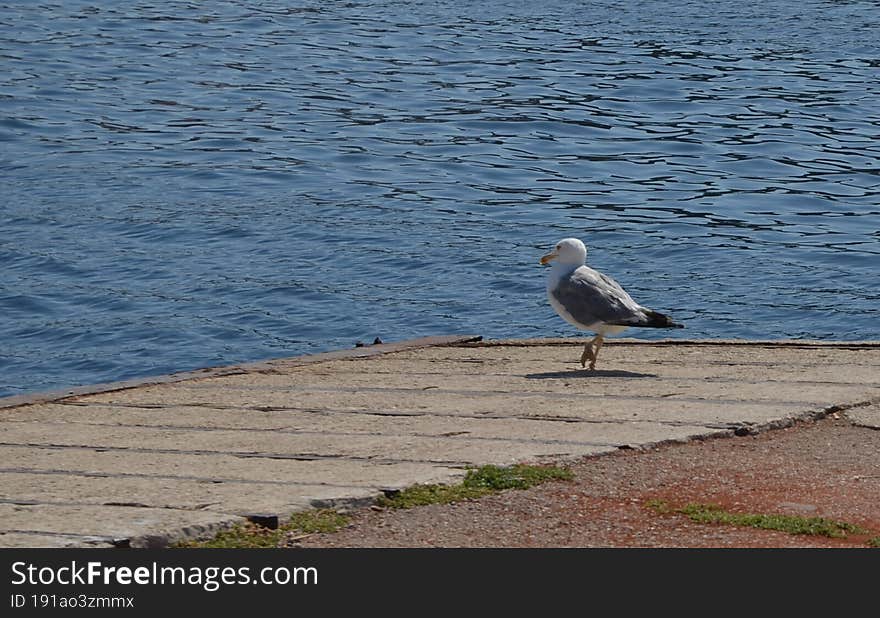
[290,415,880,548]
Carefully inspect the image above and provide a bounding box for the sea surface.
[2,1,879,398]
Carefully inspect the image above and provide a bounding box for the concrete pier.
[1,336,878,548]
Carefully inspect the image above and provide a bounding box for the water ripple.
[2,0,879,396]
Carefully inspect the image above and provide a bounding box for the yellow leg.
[580,334,604,370]
[590,334,605,370]
[580,341,594,368]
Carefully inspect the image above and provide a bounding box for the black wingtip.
[644,309,684,329]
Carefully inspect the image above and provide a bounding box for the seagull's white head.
[540,238,587,266]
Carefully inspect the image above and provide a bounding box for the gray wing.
[552,266,648,326]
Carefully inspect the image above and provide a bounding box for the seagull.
[540,237,683,370]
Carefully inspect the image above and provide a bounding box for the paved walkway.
[1,336,878,548]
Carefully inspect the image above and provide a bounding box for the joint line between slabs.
[0,418,721,444]
[0,466,396,488]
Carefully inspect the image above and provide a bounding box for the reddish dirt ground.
[290,415,880,548]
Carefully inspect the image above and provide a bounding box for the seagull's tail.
[639,309,684,329]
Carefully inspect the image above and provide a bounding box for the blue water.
[2,1,879,398]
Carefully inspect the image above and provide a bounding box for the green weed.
[377,464,572,509]
[175,508,350,549]
[647,500,868,540]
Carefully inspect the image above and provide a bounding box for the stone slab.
[846,403,880,429]
[0,503,243,548]
[1,337,878,548]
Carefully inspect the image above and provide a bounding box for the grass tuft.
[175,522,282,549]
[463,463,573,491]
[175,508,350,549]
[647,500,868,540]
[378,464,572,509]
[288,509,350,534]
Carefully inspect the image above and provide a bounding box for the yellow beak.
[539,251,558,266]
